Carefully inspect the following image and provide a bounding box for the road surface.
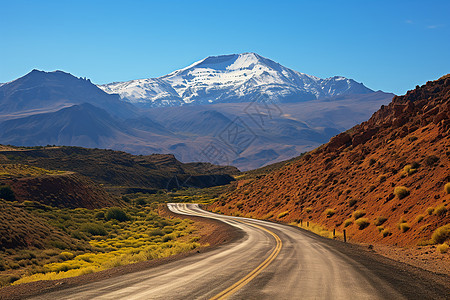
[32,203,448,299]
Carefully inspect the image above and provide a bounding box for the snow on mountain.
[99,53,374,107]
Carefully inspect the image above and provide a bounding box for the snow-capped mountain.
[99,53,374,107]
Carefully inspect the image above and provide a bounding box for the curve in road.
[32,203,448,300]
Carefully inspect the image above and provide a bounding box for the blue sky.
[1,0,449,94]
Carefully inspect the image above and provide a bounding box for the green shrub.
[445,183,450,194]
[399,223,410,233]
[374,216,387,226]
[0,185,15,201]
[394,186,410,199]
[353,210,366,219]
[431,224,450,244]
[80,223,107,236]
[105,207,130,222]
[355,218,370,230]
[437,243,449,254]
[434,205,447,216]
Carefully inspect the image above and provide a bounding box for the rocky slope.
[210,75,450,247]
[100,53,375,107]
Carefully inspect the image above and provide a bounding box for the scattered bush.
[325,209,335,217]
[348,199,357,207]
[425,155,439,166]
[0,185,15,201]
[59,252,75,260]
[403,164,417,176]
[374,216,387,226]
[355,218,370,230]
[353,210,366,219]
[434,205,447,216]
[343,219,353,227]
[445,183,450,194]
[80,223,107,236]
[105,207,130,222]
[94,212,105,220]
[437,243,449,254]
[426,207,435,215]
[305,207,313,213]
[431,224,450,244]
[399,223,410,233]
[277,211,289,218]
[382,229,391,237]
[378,175,387,183]
[394,186,410,199]
[149,229,165,236]
[415,214,425,223]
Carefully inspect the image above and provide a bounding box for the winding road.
[32,203,448,300]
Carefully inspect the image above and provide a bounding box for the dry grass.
[277,211,289,219]
[374,216,387,226]
[382,228,391,237]
[445,183,450,194]
[437,243,449,254]
[394,186,410,199]
[431,224,450,244]
[355,218,370,230]
[325,208,336,217]
[343,219,353,227]
[434,205,447,216]
[399,223,410,233]
[352,210,366,219]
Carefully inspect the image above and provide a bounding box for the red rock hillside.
[210,74,450,247]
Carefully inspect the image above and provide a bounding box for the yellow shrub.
[437,243,449,254]
[394,186,410,199]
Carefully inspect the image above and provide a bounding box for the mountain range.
[0,53,394,170]
[99,53,375,107]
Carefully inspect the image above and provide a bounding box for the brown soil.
[0,205,241,300]
[372,244,450,275]
[209,74,450,249]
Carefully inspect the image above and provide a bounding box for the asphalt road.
[32,203,448,300]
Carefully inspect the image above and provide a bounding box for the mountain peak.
[99,54,376,107]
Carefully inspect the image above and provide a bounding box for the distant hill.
[210,74,450,247]
[100,52,375,107]
[0,146,239,191]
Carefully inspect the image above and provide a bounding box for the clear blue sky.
[1,0,449,94]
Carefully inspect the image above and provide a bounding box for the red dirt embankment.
[209,74,450,248]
